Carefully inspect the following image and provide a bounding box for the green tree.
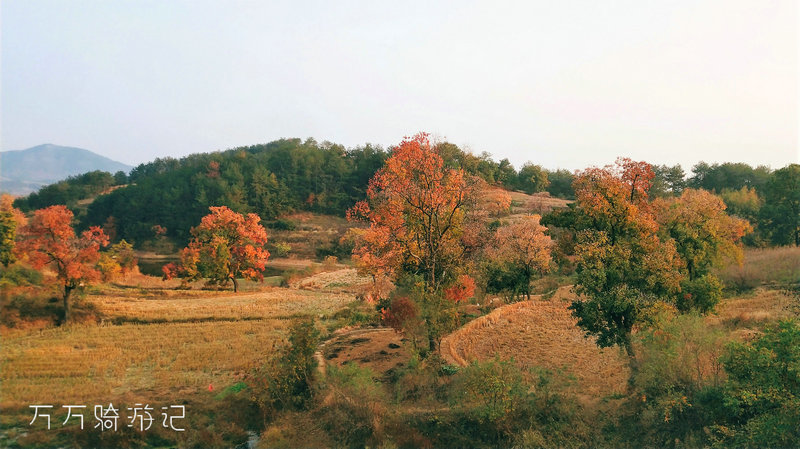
[760,164,800,246]
[516,163,549,194]
[655,189,751,313]
[545,169,575,199]
[568,158,682,357]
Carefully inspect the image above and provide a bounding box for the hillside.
[0,144,132,195]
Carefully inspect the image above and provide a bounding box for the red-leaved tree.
[163,206,269,292]
[17,205,109,323]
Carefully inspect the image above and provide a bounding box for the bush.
[249,318,320,417]
[270,219,297,231]
[317,363,387,448]
[627,313,729,447]
[677,275,723,313]
[448,358,586,446]
[272,242,291,258]
[711,320,800,448]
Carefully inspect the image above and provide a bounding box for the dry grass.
[291,268,372,292]
[87,287,356,322]
[717,246,800,291]
[710,288,799,331]
[1,320,288,409]
[508,191,571,214]
[270,212,356,259]
[441,287,629,402]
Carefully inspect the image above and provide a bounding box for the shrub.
[317,363,387,448]
[249,318,320,417]
[628,313,729,447]
[677,275,723,313]
[272,242,292,258]
[711,320,800,448]
[270,218,297,231]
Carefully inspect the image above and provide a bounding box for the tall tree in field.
[486,215,553,301]
[349,133,485,352]
[761,164,800,246]
[164,206,269,292]
[17,205,108,323]
[569,158,682,357]
[655,189,751,312]
[348,133,474,292]
[0,194,25,267]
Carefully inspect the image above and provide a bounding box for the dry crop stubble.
[1,320,288,408]
[88,287,356,322]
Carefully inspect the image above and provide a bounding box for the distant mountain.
[0,144,132,195]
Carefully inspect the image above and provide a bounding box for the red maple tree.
[163,206,269,292]
[17,205,109,323]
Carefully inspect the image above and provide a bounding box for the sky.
[1,0,798,170]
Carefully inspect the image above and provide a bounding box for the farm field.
[87,288,356,322]
[0,266,370,448]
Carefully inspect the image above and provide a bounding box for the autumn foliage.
[163,206,269,292]
[16,205,109,323]
[486,215,553,300]
[0,194,26,267]
[565,158,753,356]
[569,159,684,355]
[348,133,475,293]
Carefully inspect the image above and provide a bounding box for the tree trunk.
[62,284,74,325]
[624,336,638,389]
[232,277,239,293]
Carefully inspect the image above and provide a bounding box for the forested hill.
[14,135,792,249]
[82,139,388,245]
[69,137,571,247]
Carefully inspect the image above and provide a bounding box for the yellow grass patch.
[87,287,356,321]
[1,320,287,408]
[441,290,629,401]
[291,268,371,292]
[711,288,798,329]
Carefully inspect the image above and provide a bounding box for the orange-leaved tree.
[486,214,553,301]
[569,158,682,357]
[17,205,109,323]
[348,132,475,293]
[163,206,269,292]
[655,188,751,312]
[348,133,485,351]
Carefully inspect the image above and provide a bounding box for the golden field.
[1,320,288,409]
[86,287,355,322]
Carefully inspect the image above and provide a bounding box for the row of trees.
[3,197,269,323]
[347,133,554,352]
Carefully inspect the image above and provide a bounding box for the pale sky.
[2,1,798,170]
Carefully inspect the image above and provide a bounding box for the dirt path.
[314,327,408,378]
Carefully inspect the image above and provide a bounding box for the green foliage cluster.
[623,317,800,449]
[81,139,388,246]
[0,210,17,267]
[14,170,126,212]
[250,318,320,416]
